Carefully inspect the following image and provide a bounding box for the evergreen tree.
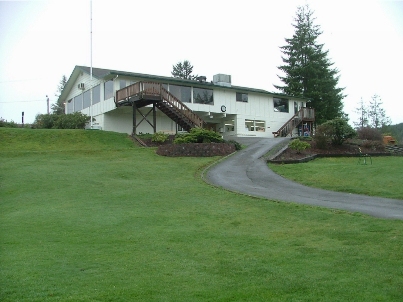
[52,75,67,115]
[274,5,345,125]
[171,60,197,80]
[368,94,391,129]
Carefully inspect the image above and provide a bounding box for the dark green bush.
[315,118,356,146]
[34,112,90,129]
[174,128,224,144]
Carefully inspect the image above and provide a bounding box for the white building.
[59,66,314,138]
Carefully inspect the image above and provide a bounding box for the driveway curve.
[205,138,403,220]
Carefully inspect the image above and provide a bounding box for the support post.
[132,103,136,135]
[153,102,157,133]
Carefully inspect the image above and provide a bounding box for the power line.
[0,100,50,103]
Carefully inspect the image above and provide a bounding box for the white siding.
[63,68,308,137]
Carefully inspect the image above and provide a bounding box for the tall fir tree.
[51,75,67,115]
[274,5,345,125]
[171,60,197,80]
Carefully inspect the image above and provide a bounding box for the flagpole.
[90,0,93,129]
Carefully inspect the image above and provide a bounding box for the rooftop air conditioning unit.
[78,83,85,90]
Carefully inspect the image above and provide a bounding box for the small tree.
[354,97,368,129]
[51,75,67,115]
[368,94,391,129]
[171,60,197,80]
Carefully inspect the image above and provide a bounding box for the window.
[119,80,126,89]
[273,97,289,113]
[83,90,91,109]
[74,94,82,111]
[92,85,100,104]
[169,85,191,103]
[236,92,248,102]
[66,99,73,113]
[193,87,213,104]
[245,119,265,132]
[224,119,235,132]
[104,80,114,100]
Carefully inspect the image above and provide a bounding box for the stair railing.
[115,82,204,129]
[274,107,314,137]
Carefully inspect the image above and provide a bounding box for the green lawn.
[269,156,403,200]
[1,128,403,301]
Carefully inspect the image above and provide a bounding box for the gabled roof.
[59,65,310,102]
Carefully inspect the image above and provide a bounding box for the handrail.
[160,87,204,128]
[115,81,204,129]
[115,82,142,103]
[274,107,315,137]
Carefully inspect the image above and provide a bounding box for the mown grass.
[1,128,403,301]
[269,157,403,200]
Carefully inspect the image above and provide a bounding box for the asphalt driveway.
[205,137,403,220]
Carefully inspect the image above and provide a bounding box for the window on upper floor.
[104,80,114,100]
[83,90,91,109]
[193,87,213,105]
[93,85,100,104]
[236,92,248,102]
[169,85,191,103]
[273,97,289,113]
[66,99,73,114]
[119,80,126,89]
[74,94,82,111]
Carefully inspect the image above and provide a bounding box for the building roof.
[59,65,310,102]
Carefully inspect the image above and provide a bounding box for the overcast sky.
[1,0,402,125]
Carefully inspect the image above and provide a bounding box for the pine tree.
[52,75,67,115]
[368,94,391,129]
[171,60,197,80]
[274,5,345,125]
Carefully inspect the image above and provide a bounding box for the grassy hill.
[0,128,136,151]
[1,129,403,301]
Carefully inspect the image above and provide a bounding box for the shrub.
[174,128,224,144]
[0,118,18,128]
[151,132,169,143]
[315,118,356,146]
[34,112,90,129]
[289,139,311,154]
[226,140,242,151]
[356,127,383,141]
[360,140,385,151]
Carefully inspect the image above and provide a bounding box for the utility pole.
[46,95,49,114]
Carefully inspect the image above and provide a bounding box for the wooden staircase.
[273,107,315,137]
[115,82,204,132]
